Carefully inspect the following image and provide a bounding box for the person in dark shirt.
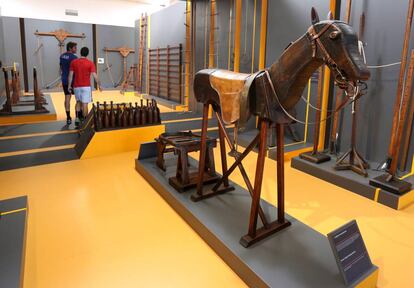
[60,42,78,125]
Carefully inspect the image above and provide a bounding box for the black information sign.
[327,220,373,286]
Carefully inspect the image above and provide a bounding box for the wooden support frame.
[192,103,291,247]
[371,0,414,194]
[299,66,331,163]
[1,66,48,115]
[34,29,85,53]
[138,13,148,93]
[103,46,135,89]
[329,0,352,154]
[371,50,414,194]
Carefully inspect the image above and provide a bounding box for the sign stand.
[327,220,379,288]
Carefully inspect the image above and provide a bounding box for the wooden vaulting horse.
[193,8,370,247]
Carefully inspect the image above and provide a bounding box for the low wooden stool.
[156,131,219,192]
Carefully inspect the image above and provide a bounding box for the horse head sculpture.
[255,7,371,124]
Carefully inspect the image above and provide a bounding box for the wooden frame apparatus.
[34,29,85,53]
[103,46,135,89]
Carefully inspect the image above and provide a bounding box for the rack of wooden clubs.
[92,99,161,131]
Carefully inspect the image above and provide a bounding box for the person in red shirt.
[68,47,102,128]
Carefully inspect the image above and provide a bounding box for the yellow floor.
[1,90,413,287]
[189,146,414,288]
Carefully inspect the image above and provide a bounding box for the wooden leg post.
[214,113,268,226]
[276,123,285,222]
[218,122,230,187]
[370,50,414,194]
[191,109,235,201]
[193,103,210,198]
[335,99,369,177]
[299,66,331,164]
[1,69,12,114]
[240,121,291,248]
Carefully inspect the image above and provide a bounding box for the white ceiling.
[119,0,173,5]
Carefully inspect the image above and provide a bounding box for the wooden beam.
[258,0,268,70]
[185,0,191,110]
[318,0,340,151]
[19,18,28,93]
[209,0,216,68]
[234,0,242,72]
[388,0,414,174]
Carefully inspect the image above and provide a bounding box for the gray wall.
[136,3,186,97]
[192,0,263,112]
[146,2,186,103]
[266,0,330,144]
[0,17,24,87]
[0,16,5,94]
[150,2,186,48]
[24,18,93,91]
[96,25,135,89]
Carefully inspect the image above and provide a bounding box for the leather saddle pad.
[209,70,251,125]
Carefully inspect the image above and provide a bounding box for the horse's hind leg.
[276,123,286,222]
[246,120,268,240]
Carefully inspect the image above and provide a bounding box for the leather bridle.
[307,22,367,101]
[307,22,350,89]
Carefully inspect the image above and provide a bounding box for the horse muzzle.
[352,67,370,81]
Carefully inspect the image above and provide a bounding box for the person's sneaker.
[66,117,72,125]
[75,118,80,129]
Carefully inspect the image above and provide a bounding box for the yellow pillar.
[185,0,191,111]
[209,0,216,68]
[146,15,151,95]
[258,0,268,70]
[317,0,336,151]
[256,0,268,127]
[251,0,257,73]
[234,0,242,72]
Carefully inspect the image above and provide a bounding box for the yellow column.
[185,0,191,111]
[251,0,257,73]
[258,0,268,70]
[146,15,151,95]
[227,0,233,70]
[209,0,216,68]
[318,0,336,151]
[234,0,242,72]
[256,0,268,127]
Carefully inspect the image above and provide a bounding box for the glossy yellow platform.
[0,113,57,125]
[81,124,165,159]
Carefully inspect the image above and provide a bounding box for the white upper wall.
[0,0,172,27]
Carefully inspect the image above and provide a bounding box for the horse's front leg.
[247,119,268,237]
[240,120,291,248]
[276,123,286,222]
[195,103,210,197]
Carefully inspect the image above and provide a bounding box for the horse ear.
[311,7,320,24]
[327,11,334,20]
